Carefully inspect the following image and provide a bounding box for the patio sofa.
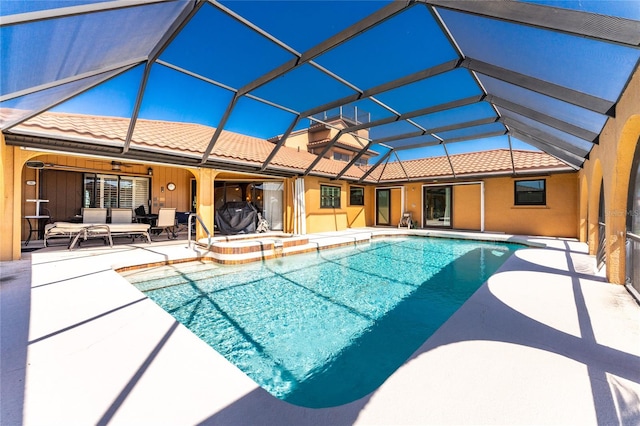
[44,222,151,249]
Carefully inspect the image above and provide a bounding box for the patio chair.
[82,208,107,224]
[398,212,413,229]
[110,208,133,224]
[151,208,177,239]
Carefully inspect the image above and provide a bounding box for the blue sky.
[6,0,634,162]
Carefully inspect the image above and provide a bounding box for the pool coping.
[2,228,639,425]
[116,228,543,269]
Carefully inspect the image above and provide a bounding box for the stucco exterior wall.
[304,174,578,237]
[579,65,640,284]
[303,176,375,233]
[453,184,482,231]
[484,174,578,238]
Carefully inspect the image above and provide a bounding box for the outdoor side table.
[24,215,50,246]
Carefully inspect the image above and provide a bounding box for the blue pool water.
[125,236,521,408]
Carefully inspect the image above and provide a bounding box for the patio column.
[194,168,218,240]
[1,136,30,260]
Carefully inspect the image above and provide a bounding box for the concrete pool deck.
[1,229,639,425]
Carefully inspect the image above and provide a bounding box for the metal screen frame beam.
[303,131,343,175]
[434,129,506,145]
[261,116,301,171]
[299,59,461,122]
[122,0,204,154]
[507,134,516,175]
[2,64,138,131]
[335,141,375,180]
[393,151,411,181]
[487,95,600,142]
[423,0,640,47]
[0,0,173,26]
[201,93,239,164]
[286,60,460,156]
[1,57,147,102]
[373,116,497,145]
[236,1,413,97]
[440,141,456,178]
[393,129,506,152]
[502,117,591,157]
[303,95,483,175]
[509,129,583,169]
[382,139,441,152]
[156,59,299,116]
[462,58,615,116]
[336,95,485,135]
[358,149,394,183]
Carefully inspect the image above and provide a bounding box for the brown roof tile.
[9,112,572,181]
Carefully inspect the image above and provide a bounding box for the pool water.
[125,236,520,408]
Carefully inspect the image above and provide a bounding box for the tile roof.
[376,149,571,181]
[8,112,573,182]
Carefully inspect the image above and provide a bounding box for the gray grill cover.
[215,202,257,235]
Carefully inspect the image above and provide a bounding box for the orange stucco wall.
[304,174,578,237]
[304,176,374,233]
[453,184,482,231]
[484,174,578,237]
[579,64,640,284]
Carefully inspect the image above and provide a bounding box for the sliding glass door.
[423,186,452,228]
[376,188,391,226]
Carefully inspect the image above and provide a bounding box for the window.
[514,179,546,205]
[349,186,364,206]
[83,173,150,210]
[333,152,350,162]
[320,185,341,208]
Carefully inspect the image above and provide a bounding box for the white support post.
[480,181,485,232]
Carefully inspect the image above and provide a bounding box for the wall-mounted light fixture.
[147,167,153,176]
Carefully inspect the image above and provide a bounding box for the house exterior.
[1,64,639,289]
[271,107,378,166]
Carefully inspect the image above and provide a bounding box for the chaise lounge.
[44,222,151,249]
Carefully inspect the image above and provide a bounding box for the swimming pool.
[124,236,521,408]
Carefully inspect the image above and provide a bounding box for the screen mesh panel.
[227,97,298,140]
[478,74,608,134]
[1,66,130,129]
[410,102,497,130]
[383,134,441,151]
[159,3,296,90]
[500,109,594,156]
[517,0,640,21]
[1,1,190,95]
[3,0,638,177]
[250,63,358,113]
[368,120,426,141]
[436,122,507,143]
[1,1,116,16]
[218,0,390,52]
[437,8,640,101]
[374,69,482,114]
[137,65,235,128]
[314,5,458,89]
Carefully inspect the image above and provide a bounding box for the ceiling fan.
[110,161,135,171]
[85,159,143,171]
